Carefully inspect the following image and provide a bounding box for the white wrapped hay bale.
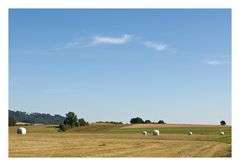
[220,131,224,135]
[17,127,27,135]
[142,131,148,135]
[188,131,192,135]
[153,129,159,136]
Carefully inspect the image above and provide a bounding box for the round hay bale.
[153,129,159,136]
[17,127,27,135]
[220,131,224,135]
[142,131,148,135]
[188,131,192,135]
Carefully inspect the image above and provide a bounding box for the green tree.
[78,118,88,126]
[9,115,16,126]
[63,112,78,128]
[130,117,144,124]
[59,112,89,131]
[158,120,165,124]
[220,120,226,126]
[145,120,151,124]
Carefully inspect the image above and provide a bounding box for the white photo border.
[1,0,239,165]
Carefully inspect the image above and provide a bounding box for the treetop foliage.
[9,110,65,124]
[220,120,226,126]
[59,111,88,131]
[130,117,166,124]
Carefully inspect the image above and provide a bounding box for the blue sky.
[9,9,231,124]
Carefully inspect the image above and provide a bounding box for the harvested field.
[68,123,124,133]
[9,124,231,157]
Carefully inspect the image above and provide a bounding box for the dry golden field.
[9,124,231,157]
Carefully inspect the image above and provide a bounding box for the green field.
[9,123,231,157]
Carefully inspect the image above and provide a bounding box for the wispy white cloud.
[203,57,230,65]
[52,34,171,53]
[143,41,168,51]
[204,60,224,65]
[91,34,131,45]
[53,41,81,50]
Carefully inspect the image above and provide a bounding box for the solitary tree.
[220,120,226,126]
[130,117,144,124]
[158,120,165,124]
[63,112,78,128]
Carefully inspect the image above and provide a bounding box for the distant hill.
[9,110,65,124]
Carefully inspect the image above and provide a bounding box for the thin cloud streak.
[203,57,231,65]
[52,34,171,52]
[53,41,81,50]
[143,41,168,51]
[91,34,131,45]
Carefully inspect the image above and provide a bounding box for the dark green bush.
[158,120,165,124]
[145,120,151,124]
[220,120,226,125]
[78,118,88,126]
[130,117,144,124]
[59,123,70,131]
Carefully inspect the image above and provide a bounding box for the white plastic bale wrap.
[153,129,159,136]
[17,127,27,134]
[142,131,147,135]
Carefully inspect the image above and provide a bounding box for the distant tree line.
[130,117,166,124]
[9,115,16,126]
[9,110,65,125]
[96,121,123,124]
[59,112,89,131]
[9,110,227,127]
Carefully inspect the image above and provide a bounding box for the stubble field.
[9,124,231,157]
